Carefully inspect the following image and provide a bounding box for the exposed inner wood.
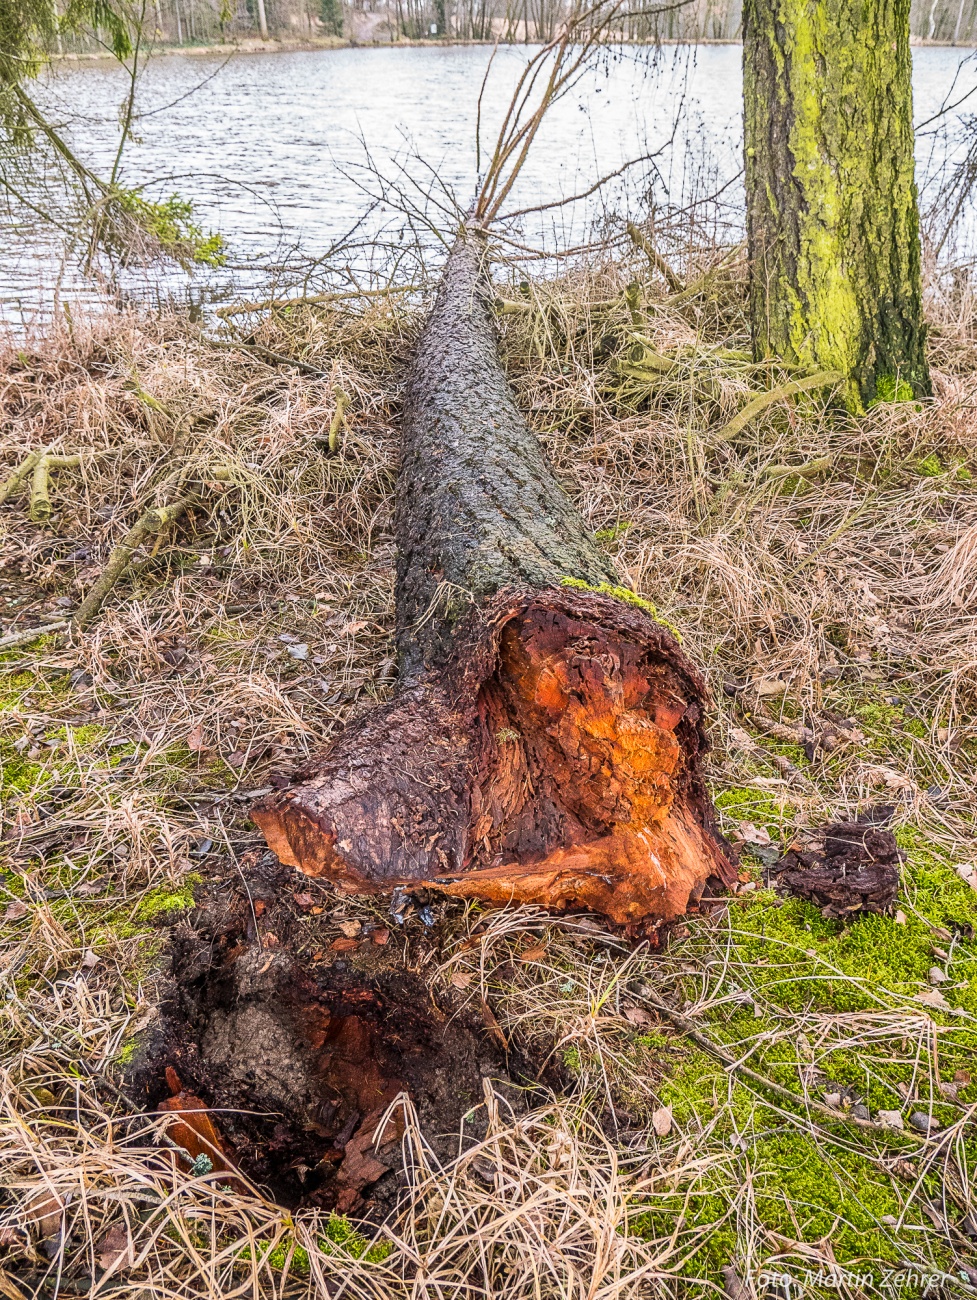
[253,590,734,929]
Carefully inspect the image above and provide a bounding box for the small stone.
[851,1104,871,1121]
[337,919,362,938]
[823,1092,842,1109]
[4,899,28,920]
[894,910,907,924]
[286,642,309,660]
[909,1111,939,1133]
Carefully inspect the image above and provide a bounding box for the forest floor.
[1,246,977,1299]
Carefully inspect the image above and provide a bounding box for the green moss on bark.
[743,0,930,411]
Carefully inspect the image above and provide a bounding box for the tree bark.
[253,228,735,933]
[742,0,930,411]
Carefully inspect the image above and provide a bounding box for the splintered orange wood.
[253,589,735,930]
[157,1067,249,1194]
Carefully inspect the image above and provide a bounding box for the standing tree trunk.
[255,0,269,39]
[743,0,930,411]
[253,228,735,934]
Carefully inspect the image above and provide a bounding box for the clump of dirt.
[124,853,536,1214]
[772,806,902,919]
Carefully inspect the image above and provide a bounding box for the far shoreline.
[53,33,976,63]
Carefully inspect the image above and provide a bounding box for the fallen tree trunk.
[253,226,735,931]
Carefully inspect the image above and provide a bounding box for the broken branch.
[626,221,684,294]
[710,371,845,445]
[73,498,197,629]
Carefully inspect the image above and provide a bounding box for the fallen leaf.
[954,1069,972,1085]
[344,620,368,635]
[755,677,787,697]
[929,965,947,984]
[75,881,105,896]
[79,949,99,969]
[23,1190,63,1236]
[877,1109,904,1130]
[186,724,206,752]
[371,928,390,946]
[261,932,279,948]
[227,750,247,767]
[3,899,28,921]
[286,643,309,661]
[916,987,950,1009]
[451,971,473,990]
[519,945,547,962]
[98,1223,133,1272]
[721,1264,749,1300]
[330,937,360,952]
[293,892,315,910]
[955,863,977,893]
[253,900,267,916]
[651,1105,673,1137]
[894,909,908,924]
[0,1226,21,1246]
[622,1006,655,1028]
[338,919,362,938]
[737,822,771,846]
[479,998,507,1050]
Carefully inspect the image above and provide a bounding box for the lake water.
[4,42,976,323]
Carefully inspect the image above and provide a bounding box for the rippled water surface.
[3,43,974,322]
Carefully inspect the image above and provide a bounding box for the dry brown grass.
[2,247,977,1298]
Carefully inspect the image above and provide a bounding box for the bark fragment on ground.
[253,226,735,929]
[773,808,902,918]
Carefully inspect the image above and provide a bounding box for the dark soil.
[124,851,542,1214]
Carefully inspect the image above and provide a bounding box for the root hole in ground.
[124,858,542,1214]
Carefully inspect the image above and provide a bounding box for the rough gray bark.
[396,228,616,678]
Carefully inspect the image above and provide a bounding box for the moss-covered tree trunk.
[742,0,930,410]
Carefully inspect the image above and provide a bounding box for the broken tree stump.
[253,226,735,929]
